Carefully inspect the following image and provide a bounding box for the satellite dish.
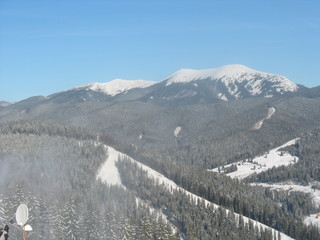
[24,224,33,231]
[16,204,29,226]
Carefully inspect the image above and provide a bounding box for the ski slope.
[96,146,123,187]
[209,138,299,179]
[97,145,293,240]
[252,107,276,130]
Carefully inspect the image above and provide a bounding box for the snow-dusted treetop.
[165,64,298,93]
[73,79,156,96]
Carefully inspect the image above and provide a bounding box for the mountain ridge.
[72,79,156,96]
[38,64,302,105]
[3,65,318,105]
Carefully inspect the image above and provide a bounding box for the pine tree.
[81,208,100,240]
[62,198,80,240]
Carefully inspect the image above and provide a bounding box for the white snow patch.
[218,93,228,101]
[73,79,155,96]
[304,214,320,228]
[96,146,124,188]
[253,120,264,131]
[209,138,299,179]
[248,79,263,95]
[165,65,254,86]
[174,126,182,137]
[252,107,276,130]
[266,107,276,119]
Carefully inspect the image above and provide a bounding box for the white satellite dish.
[16,204,29,226]
[23,224,33,231]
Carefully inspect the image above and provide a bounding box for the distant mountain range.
[8,64,317,107]
[47,64,302,104]
[3,64,319,106]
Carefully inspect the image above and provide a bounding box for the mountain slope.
[47,79,155,103]
[0,121,180,239]
[140,64,299,104]
[0,101,12,107]
[4,64,300,105]
[1,95,319,169]
[3,64,318,108]
[72,79,156,96]
[97,144,294,240]
[209,138,299,179]
[165,65,297,93]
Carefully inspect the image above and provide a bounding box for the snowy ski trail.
[97,145,294,240]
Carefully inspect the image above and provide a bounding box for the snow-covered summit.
[50,64,299,104]
[73,79,156,96]
[165,65,253,85]
[164,64,298,96]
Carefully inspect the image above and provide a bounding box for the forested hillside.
[1,95,319,170]
[0,122,178,239]
[0,121,319,239]
[249,127,320,184]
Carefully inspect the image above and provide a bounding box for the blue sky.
[0,0,319,102]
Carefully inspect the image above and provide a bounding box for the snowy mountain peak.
[165,64,255,85]
[164,64,298,99]
[73,79,156,96]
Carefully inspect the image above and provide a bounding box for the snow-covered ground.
[266,107,276,119]
[73,79,155,96]
[253,182,320,228]
[252,107,276,130]
[305,214,320,228]
[96,146,179,233]
[96,146,124,187]
[209,138,299,179]
[217,93,228,101]
[174,126,182,137]
[97,145,293,240]
[164,65,298,95]
[135,197,170,223]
